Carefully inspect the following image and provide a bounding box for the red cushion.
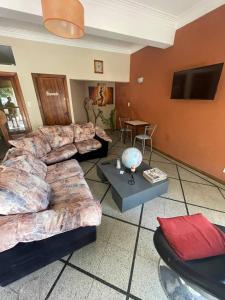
[157,214,225,261]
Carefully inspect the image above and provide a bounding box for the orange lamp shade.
[41,0,84,39]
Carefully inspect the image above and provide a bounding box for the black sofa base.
[73,135,109,162]
[0,226,96,287]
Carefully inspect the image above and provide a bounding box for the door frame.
[0,71,32,132]
[32,73,72,125]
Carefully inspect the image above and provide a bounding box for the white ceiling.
[0,0,224,54]
[129,0,200,16]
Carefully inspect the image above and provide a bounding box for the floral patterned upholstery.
[41,144,77,165]
[46,160,83,184]
[3,148,34,162]
[75,138,102,154]
[9,134,51,158]
[39,125,74,149]
[95,126,112,142]
[50,174,93,204]
[0,170,101,252]
[0,194,101,252]
[73,122,95,142]
[3,155,47,179]
[0,166,51,215]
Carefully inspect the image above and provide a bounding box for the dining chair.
[119,117,132,144]
[133,124,157,154]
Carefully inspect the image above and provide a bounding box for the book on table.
[143,168,167,184]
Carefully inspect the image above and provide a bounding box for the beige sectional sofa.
[7,122,112,165]
[0,122,111,286]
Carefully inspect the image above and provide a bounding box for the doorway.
[32,74,71,125]
[0,72,31,135]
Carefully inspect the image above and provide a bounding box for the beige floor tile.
[87,280,126,300]
[108,220,137,252]
[220,188,225,198]
[49,266,93,300]
[150,161,179,178]
[9,261,63,300]
[95,242,133,290]
[86,179,109,201]
[182,181,225,211]
[85,166,100,181]
[79,161,95,174]
[141,197,187,230]
[0,287,18,300]
[69,240,107,274]
[102,189,142,225]
[151,151,174,164]
[163,178,184,201]
[97,215,116,243]
[131,256,167,300]
[137,229,159,262]
[178,166,213,185]
[188,205,225,226]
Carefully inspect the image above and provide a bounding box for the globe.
[121,147,143,170]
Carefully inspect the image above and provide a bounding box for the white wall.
[0,36,130,129]
[70,80,86,123]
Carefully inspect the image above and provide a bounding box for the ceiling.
[0,0,224,54]
[128,0,200,16]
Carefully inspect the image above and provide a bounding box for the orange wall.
[116,6,225,182]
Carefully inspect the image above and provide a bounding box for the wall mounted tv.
[171,63,223,100]
[0,45,16,65]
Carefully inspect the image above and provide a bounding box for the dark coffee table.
[97,159,169,212]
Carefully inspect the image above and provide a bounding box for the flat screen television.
[171,63,223,100]
[0,45,16,65]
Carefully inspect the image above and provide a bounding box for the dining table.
[124,120,149,144]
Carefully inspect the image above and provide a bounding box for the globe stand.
[128,171,135,185]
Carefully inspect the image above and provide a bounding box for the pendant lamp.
[41,0,84,39]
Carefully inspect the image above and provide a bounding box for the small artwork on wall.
[88,84,113,106]
[94,60,103,74]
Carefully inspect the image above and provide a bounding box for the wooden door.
[32,74,71,125]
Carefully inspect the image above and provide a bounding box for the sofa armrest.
[95,126,112,143]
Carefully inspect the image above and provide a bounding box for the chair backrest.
[119,117,130,129]
[145,124,157,138]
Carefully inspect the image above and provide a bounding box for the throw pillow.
[0,166,51,215]
[3,155,47,179]
[74,122,95,142]
[9,134,51,158]
[157,214,225,261]
[39,125,74,149]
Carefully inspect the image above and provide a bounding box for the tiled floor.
[1,131,225,300]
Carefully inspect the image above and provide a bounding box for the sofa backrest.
[73,122,95,143]
[39,125,74,149]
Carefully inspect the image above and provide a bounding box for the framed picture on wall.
[88,84,113,106]
[94,60,103,74]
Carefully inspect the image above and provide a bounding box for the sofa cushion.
[41,144,77,165]
[75,138,101,154]
[39,125,74,149]
[0,166,51,215]
[0,191,102,252]
[9,134,51,158]
[3,155,47,179]
[95,126,112,142]
[73,122,95,142]
[46,159,83,184]
[3,148,34,162]
[50,175,94,204]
